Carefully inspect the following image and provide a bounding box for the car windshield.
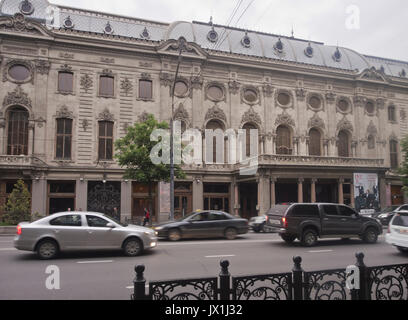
[178,212,200,221]
[102,214,128,227]
[381,206,400,213]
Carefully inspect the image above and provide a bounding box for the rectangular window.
[56,119,72,159]
[98,121,114,160]
[139,80,152,99]
[390,141,399,169]
[289,205,320,217]
[99,75,114,97]
[58,72,73,93]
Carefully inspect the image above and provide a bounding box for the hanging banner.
[354,173,380,215]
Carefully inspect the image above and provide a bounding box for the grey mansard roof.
[1,0,408,78]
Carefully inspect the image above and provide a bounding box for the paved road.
[0,232,407,300]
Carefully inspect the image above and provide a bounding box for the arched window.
[276,125,292,155]
[7,107,29,155]
[206,120,224,163]
[243,123,257,157]
[309,128,322,156]
[390,140,399,169]
[367,135,375,150]
[338,130,350,158]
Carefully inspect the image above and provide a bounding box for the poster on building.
[354,173,380,215]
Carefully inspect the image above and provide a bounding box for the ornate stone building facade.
[0,0,407,222]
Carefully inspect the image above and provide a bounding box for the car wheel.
[36,239,59,260]
[281,234,296,244]
[362,228,378,244]
[397,247,408,254]
[260,223,266,233]
[168,229,182,241]
[301,229,318,247]
[123,238,143,257]
[253,227,261,233]
[225,228,238,240]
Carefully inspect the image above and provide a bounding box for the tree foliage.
[1,180,31,225]
[398,135,408,193]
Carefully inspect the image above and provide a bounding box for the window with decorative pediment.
[58,71,74,93]
[99,75,114,97]
[390,140,399,169]
[56,118,73,159]
[338,130,350,158]
[206,120,225,163]
[7,107,29,155]
[98,121,114,160]
[309,128,322,156]
[276,125,292,155]
[388,105,396,122]
[139,79,152,100]
[243,123,257,157]
[367,135,375,150]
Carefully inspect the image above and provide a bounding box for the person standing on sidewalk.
[143,208,150,226]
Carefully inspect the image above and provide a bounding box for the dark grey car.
[154,211,249,241]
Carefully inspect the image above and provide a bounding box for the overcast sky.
[51,0,408,62]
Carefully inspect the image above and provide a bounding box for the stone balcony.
[0,155,48,169]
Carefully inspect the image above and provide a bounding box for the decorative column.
[298,178,304,203]
[234,183,240,216]
[31,175,47,216]
[338,178,344,204]
[75,178,88,212]
[0,118,5,154]
[193,176,204,211]
[270,177,277,206]
[28,121,35,156]
[257,174,271,215]
[311,178,317,203]
[350,182,355,208]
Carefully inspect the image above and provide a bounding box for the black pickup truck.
[265,203,383,246]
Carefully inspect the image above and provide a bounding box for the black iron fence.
[131,252,408,301]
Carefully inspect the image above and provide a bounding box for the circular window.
[8,64,30,82]
[338,99,350,112]
[19,0,34,15]
[309,96,321,110]
[207,30,218,43]
[243,88,258,103]
[277,92,291,106]
[241,35,251,48]
[174,81,188,96]
[305,45,314,58]
[141,27,150,39]
[64,16,74,29]
[366,101,375,114]
[207,85,223,101]
[104,23,113,34]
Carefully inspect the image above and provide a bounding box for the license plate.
[399,229,408,234]
[269,220,281,225]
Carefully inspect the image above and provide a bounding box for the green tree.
[115,114,185,220]
[399,135,408,194]
[1,180,31,225]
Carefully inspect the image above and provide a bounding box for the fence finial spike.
[355,252,365,267]
[135,265,145,281]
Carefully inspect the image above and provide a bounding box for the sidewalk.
[0,226,16,236]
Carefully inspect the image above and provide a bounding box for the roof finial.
[209,16,213,26]
[291,25,294,38]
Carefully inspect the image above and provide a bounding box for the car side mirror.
[106,223,115,228]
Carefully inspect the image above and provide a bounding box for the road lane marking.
[205,255,236,258]
[77,260,113,264]
[308,250,334,253]
[159,239,282,246]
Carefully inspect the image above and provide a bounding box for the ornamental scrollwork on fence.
[368,265,408,300]
[232,273,292,300]
[149,278,217,300]
[304,269,350,300]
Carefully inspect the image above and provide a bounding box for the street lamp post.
[170,37,186,221]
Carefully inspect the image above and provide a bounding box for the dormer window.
[400,69,406,77]
[333,48,342,62]
[274,38,284,53]
[140,27,150,39]
[304,43,314,57]
[63,16,74,29]
[104,22,113,34]
[207,29,218,43]
[241,32,251,48]
[19,0,34,15]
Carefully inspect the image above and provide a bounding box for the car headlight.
[144,231,154,236]
[154,227,164,231]
[379,214,388,219]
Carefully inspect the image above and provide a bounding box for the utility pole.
[170,37,186,221]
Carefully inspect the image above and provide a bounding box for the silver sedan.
[14,212,158,259]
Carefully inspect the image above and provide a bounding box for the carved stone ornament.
[308,114,325,130]
[262,84,274,98]
[120,78,133,97]
[376,98,386,109]
[101,69,114,77]
[367,121,378,136]
[401,109,407,121]
[275,111,295,128]
[140,73,151,80]
[0,13,41,34]
[82,119,89,132]
[241,106,262,128]
[337,117,353,134]
[80,74,93,93]
[295,88,306,101]
[325,92,336,103]
[3,59,34,84]
[34,59,51,75]
[360,67,387,82]
[353,95,366,108]
[98,108,114,122]
[56,105,74,119]
[174,103,190,126]
[191,75,204,90]
[228,80,240,95]
[205,105,227,123]
[159,72,173,87]
[3,85,32,108]
[60,64,73,72]
[138,111,151,123]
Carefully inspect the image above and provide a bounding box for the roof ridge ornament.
[274,37,284,53]
[207,21,218,43]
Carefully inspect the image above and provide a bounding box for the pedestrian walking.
[143,208,150,226]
